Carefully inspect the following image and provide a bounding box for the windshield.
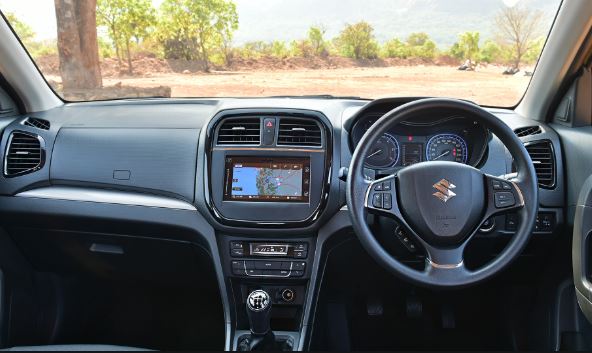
[1,0,561,106]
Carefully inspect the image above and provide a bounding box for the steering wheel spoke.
[483,174,525,220]
[423,243,469,274]
[364,175,402,219]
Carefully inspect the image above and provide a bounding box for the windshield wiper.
[266,94,366,100]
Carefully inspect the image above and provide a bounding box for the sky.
[0,0,553,46]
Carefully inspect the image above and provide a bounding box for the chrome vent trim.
[216,117,261,145]
[525,140,555,189]
[277,117,322,147]
[23,117,50,130]
[514,125,542,137]
[4,131,45,177]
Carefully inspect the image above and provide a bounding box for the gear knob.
[246,289,272,336]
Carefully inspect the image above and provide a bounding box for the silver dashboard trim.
[16,186,197,211]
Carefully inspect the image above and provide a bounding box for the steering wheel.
[346,98,538,288]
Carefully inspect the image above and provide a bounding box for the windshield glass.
[1,0,561,106]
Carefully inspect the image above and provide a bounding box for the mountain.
[232,0,561,47]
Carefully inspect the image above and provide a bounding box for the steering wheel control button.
[383,182,391,191]
[502,182,512,190]
[395,227,417,253]
[374,183,383,191]
[383,193,392,210]
[479,218,496,233]
[494,191,516,208]
[372,193,383,208]
[492,180,503,190]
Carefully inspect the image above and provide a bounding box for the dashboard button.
[279,269,290,276]
[292,261,306,271]
[291,270,304,277]
[295,243,308,251]
[293,250,307,259]
[281,261,292,270]
[230,241,243,249]
[230,248,244,257]
[246,269,260,276]
[255,261,281,270]
[231,260,244,270]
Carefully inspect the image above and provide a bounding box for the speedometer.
[425,134,468,164]
[365,134,400,168]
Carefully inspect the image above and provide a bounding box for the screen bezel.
[223,156,311,203]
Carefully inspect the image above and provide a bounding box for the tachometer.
[365,134,400,168]
[425,134,468,164]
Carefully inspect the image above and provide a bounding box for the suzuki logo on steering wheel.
[432,179,457,202]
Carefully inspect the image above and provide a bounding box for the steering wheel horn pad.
[397,161,485,246]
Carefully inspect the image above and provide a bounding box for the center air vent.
[24,117,50,130]
[525,140,555,188]
[514,125,542,137]
[277,118,322,147]
[217,118,261,145]
[4,132,44,177]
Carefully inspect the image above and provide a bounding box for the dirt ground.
[43,59,531,106]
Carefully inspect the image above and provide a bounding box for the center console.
[205,109,332,227]
[205,109,332,350]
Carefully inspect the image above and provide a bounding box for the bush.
[382,38,410,58]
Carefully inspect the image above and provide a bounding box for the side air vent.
[525,140,555,188]
[4,132,44,177]
[514,125,542,137]
[277,118,322,147]
[217,118,261,145]
[23,117,50,130]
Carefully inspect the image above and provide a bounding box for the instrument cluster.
[350,113,489,171]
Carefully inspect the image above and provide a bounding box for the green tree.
[158,0,238,71]
[308,26,328,56]
[336,21,378,59]
[405,32,437,59]
[479,40,502,63]
[524,37,545,64]
[452,31,480,65]
[4,13,35,45]
[382,38,409,58]
[97,0,156,74]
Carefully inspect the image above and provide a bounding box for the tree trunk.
[125,40,133,74]
[54,0,102,90]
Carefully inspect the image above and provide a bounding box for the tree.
[382,38,410,58]
[336,21,378,60]
[478,40,503,63]
[4,13,35,45]
[494,5,543,69]
[158,0,238,71]
[308,26,328,56]
[405,32,437,59]
[97,0,156,74]
[54,0,102,90]
[452,31,480,65]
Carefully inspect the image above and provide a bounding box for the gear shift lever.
[246,289,272,335]
[238,289,278,351]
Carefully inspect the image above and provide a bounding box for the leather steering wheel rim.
[346,98,539,289]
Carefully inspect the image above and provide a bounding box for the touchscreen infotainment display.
[223,156,310,202]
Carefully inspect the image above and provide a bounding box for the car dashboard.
[0,96,566,350]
